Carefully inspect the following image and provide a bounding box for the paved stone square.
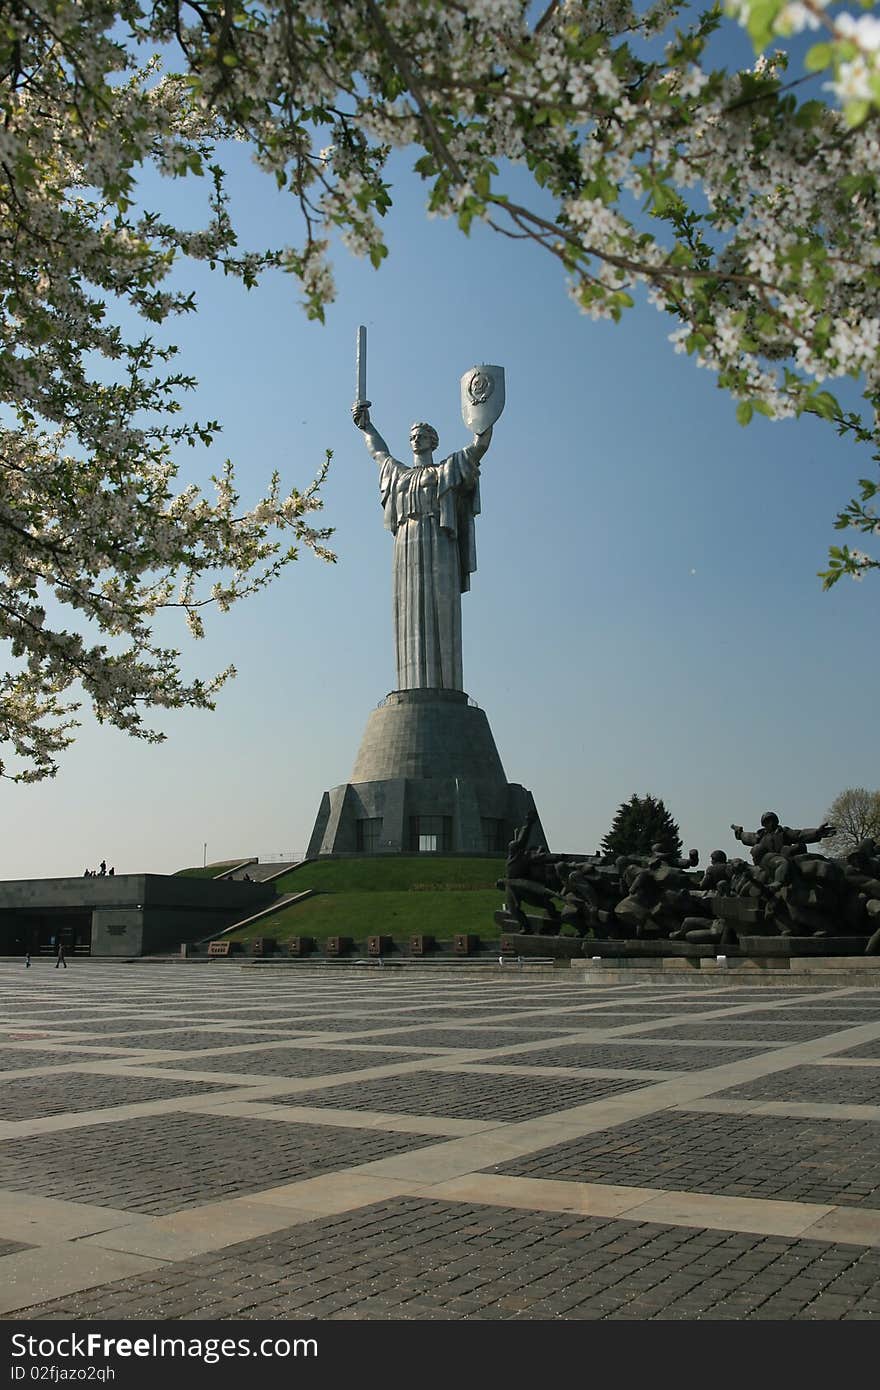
[837,1039,880,1058]
[298,1069,642,1121]
[356,1024,588,1046]
[0,1047,115,1071]
[0,1072,233,1121]
[641,1019,854,1041]
[0,1112,438,1215]
[16,1201,880,1322]
[494,1109,880,1207]
[723,1064,880,1105]
[159,1045,444,1077]
[486,1040,786,1070]
[0,961,879,1320]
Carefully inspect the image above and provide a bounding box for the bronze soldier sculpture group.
[496,809,880,954]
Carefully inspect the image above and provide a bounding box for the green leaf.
[844,99,871,127]
[737,0,787,50]
[474,170,491,198]
[736,401,753,426]
[818,566,842,589]
[811,390,841,420]
[794,99,825,128]
[804,43,833,73]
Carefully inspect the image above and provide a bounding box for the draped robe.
[376,446,481,690]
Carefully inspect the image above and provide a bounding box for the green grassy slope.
[174,862,244,878]
[272,857,503,895]
[231,890,503,943]
[227,856,505,944]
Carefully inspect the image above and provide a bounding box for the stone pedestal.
[308,689,545,856]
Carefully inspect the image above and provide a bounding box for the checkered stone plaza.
[1,962,880,1321]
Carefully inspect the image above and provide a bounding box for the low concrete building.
[0,874,273,957]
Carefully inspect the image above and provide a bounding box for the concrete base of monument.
[495,915,877,963]
[497,927,717,960]
[571,956,880,986]
[308,687,546,856]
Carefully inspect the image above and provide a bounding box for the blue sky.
[3,45,878,877]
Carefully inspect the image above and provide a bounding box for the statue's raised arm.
[352,326,393,460]
[352,400,391,461]
[791,822,836,846]
[469,425,493,462]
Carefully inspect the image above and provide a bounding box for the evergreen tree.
[601,795,683,861]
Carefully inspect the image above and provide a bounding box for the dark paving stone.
[535,1011,702,1026]
[359,1028,586,1049]
[0,1048,114,1071]
[692,995,826,1006]
[433,1006,583,1017]
[836,1040,880,1059]
[643,1021,856,1042]
[261,1017,395,1034]
[12,1199,880,1321]
[376,1014,576,1030]
[565,1012,690,1023]
[393,1004,644,1018]
[487,1041,781,1071]
[580,998,755,1007]
[178,1006,353,1015]
[0,1072,237,1120]
[723,1065,880,1106]
[754,1006,880,1019]
[301,1071,641,1121]
[0,1017,125,1028]
[390,1009,681,1027]
[0,1114,434,1215]
[496,1109,880,1207]
[32,1018,235,1035]
[167,1017,387,1032]
[81,1029,306,1050]
[701,990,825,998]
[159,1047,441,1077]
[387,1006,573,1020]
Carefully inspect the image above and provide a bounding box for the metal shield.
[460,364,505,432]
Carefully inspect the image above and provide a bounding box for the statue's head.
[760,811,779,830]
[410,422,439,456]
[710,849,727,865]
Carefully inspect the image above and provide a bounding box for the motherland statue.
[351,326,505,691]
[307,329,543,860]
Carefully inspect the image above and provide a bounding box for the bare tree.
[823,789,880,855]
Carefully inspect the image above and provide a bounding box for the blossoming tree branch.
[2,1,878,778]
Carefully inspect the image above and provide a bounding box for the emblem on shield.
[460,364,506,432]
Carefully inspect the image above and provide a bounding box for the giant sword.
[355,324,367,406]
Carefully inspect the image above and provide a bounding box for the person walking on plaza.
[55,943,67,969]
[24,952,30,968]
